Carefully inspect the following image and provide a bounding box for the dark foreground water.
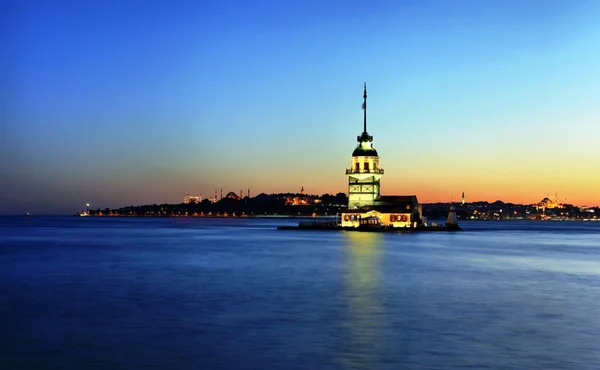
[1,217,600,369]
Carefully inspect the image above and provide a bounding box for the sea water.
[1,217,600,369]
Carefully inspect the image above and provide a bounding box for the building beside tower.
[341,83,423,228]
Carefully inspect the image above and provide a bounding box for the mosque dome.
[225,191,240,200]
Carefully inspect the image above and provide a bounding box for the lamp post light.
[86,203,90,213]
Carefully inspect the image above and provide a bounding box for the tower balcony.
[346,168,384,175]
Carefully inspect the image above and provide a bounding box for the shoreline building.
[535,193,562,211]
[341,83,423,228]
[285,186,321,206]
[183,193,202,204]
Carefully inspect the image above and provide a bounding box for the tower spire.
[363,82,367,134]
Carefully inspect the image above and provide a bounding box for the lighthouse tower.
[446,204,461,230]
[346,83,384,209]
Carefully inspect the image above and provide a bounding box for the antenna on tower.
[362,82,367,134]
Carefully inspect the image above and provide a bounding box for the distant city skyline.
[2,0,600,214]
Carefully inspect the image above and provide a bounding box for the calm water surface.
[1,217,600,369]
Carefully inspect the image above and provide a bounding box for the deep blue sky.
[2,0,600,214]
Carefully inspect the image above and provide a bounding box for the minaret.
[346,83,383,209]
[220,188,223,200]
[461,192,465,206]
[301,186,304,195]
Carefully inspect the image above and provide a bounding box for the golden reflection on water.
[339,232,384,369]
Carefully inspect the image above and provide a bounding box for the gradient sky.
[2,0,600,214]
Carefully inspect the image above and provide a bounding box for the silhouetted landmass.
[84,193,348,217]
[81,194,599,221]
[423,201,598,221]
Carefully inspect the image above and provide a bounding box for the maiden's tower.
[341,84,423,228]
